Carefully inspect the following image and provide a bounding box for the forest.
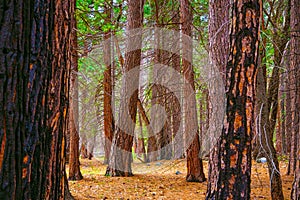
[0,0,299,199]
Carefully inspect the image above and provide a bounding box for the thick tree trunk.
[180,0,206,183]
[105,0,145,176]
[0,0,74,199]
[206,0,260,198]
[290,0,300,198]
[206,0,230,197]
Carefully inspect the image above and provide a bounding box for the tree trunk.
[68,10,83,181]
[105,0,145,176]
[103,0,114,165]
[0,0,74,199]
[138,99,158,163]
[136,112,146,162]
[180,0,206,183]
[206,0,260,198]
[279,72,286,154]
[206,0,230,197]
[290,0,300,198]
[170,7,183,160]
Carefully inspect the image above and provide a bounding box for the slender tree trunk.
[170,8,183,159]
[290,0,300,198]
[280,72,287,154]
[105,0,145,176]
[206,0,230,197]
[137,112,146,161]
[103,0,114,165]
[0,0,74,199]
[180,0,206,183]
[206,0,260,198]
[68,10,83,181]
[253,1,290,198]
[137,99,157,162]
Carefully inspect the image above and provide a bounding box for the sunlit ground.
[67,158,293,200]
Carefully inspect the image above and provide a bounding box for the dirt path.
[68,159,293,199]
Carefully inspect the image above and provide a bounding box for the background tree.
[180,0,206,183]
[68,9,83,181]
[105,0,145,177]
[206,0,230,197]
[290,0,300,198]
[102,0,114,165]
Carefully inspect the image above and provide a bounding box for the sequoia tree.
[103,0,114,165]
[105,0,145,176]
[180,0,206,182]
[206,0,260,198]
[0,0,74,199]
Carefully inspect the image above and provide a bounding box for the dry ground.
[68,158,294,200]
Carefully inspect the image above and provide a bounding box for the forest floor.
[68,158,294,200]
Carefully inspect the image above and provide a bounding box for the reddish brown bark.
[180,0,206,183]
[290,0,300,198]
[68,8,83,181]
[103,1,114,165]
[105,0,145,176]
[0,0,74,199]
[171,10,183,159]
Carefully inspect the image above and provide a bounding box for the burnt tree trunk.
[206,0,260,198]
[0,0,74,199]
[105,0,145,176]
[180,0,206,183]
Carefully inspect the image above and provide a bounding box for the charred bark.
[206,0,261,199]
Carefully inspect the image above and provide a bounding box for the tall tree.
[0,0,74,199]
[290,0,300,198]
[103,0,114,165]
[105,0,145,176]
[287,0,298,176]
[206,0,230,197]
[206,0,260,198]
[180,0,206,182]
[170,7,183,159]
[68,11,83,181]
